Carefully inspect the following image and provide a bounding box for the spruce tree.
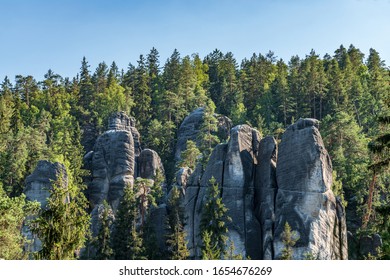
[198,100,219,167]
[200,177,231,259]
[30,174,90,260]
[111,183,145,260]
[201,230,220,260]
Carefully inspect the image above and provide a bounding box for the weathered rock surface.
[85,112,168,257]
[89,127,135,211]
[138,149,165,180]
[24,160,68,208]
[23,160,68,253]
[273,118,348,260]
[82,111,347,260]
[255,136,278,259]
[179,115,347,260]
[183,125,262,259]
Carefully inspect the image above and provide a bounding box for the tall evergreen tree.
[166,186,189,260]
[30,174,90,260]
[111,183,145,260]
[200,177,231,259]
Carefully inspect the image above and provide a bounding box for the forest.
[0,44,389,260]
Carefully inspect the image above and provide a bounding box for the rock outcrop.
[183,125,262,259]
[23,160,68,253]
[87,112,164,211]
[179,117,347,260]
[274,118,347,259]
[85,112,167,256]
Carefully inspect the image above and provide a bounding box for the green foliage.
[198,100,220,167]
[0,184,39,259]
[200,177,232,259]
[166,186,189,260]
[224,240,243,260]
[30,175,90,260]
[201,230,221,260]
[179,140,201,170]
[112,183,145,260]
[94,200,113,260]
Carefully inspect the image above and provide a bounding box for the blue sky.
[0,0,389,80]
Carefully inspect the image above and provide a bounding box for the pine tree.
[200,177,231,259]
[132,55,151,132]
[363,87,389,229]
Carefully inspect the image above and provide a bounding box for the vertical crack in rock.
[255,136,278,260]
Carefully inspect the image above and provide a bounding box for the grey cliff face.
[179,116,347,260]
[89,127,135,211]
[183,125,262,259]
[85,112,167,256]
[274,118,347,260]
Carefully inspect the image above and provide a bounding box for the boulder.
[274,118,347,260]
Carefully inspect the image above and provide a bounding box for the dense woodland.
[0,45,389,259]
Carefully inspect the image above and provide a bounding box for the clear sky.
[0,0,389,80]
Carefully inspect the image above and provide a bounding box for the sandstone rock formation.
[273,118,347,259]
[86,112,164,211]
[179,117,348,259]
[85,112,167,255]
[23,160,68,253]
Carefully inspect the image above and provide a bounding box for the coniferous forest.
[0,45,389,260]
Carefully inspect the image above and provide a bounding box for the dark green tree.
[30,175,90,260]
[200,177,231,259]
[111,183,145,260]
[166,186,189,260]
[94,200,113,260]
